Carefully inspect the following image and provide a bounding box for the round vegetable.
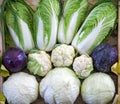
[3,72,38,104]
[91,43,118,72]
[51,44,75,67]
[40,67,80,104]
[81,73,115,104]
[2,47,27,73]
[73,54,94,79]
[27,50,52,76]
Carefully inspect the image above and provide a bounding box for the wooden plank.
[117,1,120,102]
[25,0,39,10]
[0,76,3,92]
[0,0,2,5]
[0,0,3,94]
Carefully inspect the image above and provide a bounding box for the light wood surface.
[25,0,39,10]
[117,1,120,102]
[0,76,3,92]
[0,0,3,94]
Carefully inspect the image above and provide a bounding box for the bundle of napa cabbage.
[58,0,88,44]
[72,2,117,54]
[34,0,60,51]
[4,0,34,51]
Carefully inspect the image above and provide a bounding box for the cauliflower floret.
[73,54,94,79]
[3,72,38,104]
[27,50,52,76]
[51,44,75,67]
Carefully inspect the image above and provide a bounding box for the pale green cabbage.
[40,67,80,104]
[34,0,60,51]
[58,0,88,44]
[72,2,117,54]
[81,73,115,104]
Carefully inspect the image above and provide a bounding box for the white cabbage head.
[81,72,115,104]
[40,67,80,104]
[3,72,38,104]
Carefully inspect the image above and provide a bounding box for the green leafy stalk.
[0,3,6,68]
[58,0,88,44]
[3,0,35,51]
[72,2,117,54]
[34,0,60,51]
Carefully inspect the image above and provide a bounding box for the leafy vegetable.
[34,0,60,51]
[4,0,34,51]
[3,72,38,104]
[0,92,6,104]
[5,32,15,47]
[0,65,10,77]
[0,3,5,68]
[40,67,80,104]
[81,72,115,104]
[58,0,88,44]
[72,2,117,54]
[111,61,120,76]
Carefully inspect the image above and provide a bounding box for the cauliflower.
[27,50,52,76]
[73,54,94,79]
[40,67,80,104]
[3,72,38,104]
[51,44,75,67]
